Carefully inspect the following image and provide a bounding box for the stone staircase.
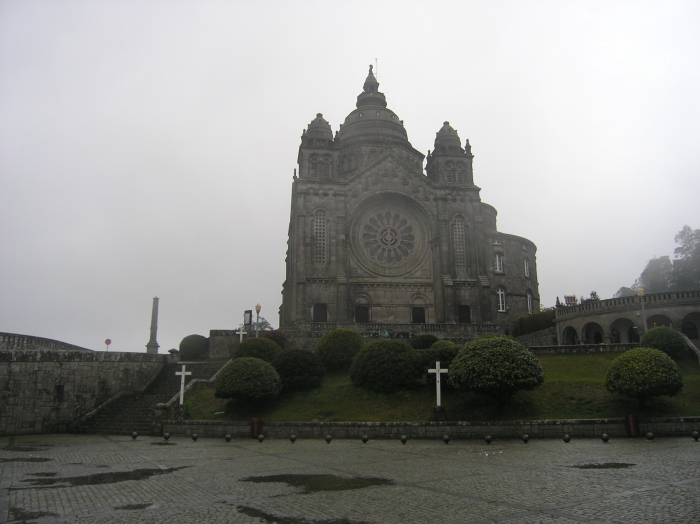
[73,361,225,436]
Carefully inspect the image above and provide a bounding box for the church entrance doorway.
[411,307,426,324]
[312,304,327,323]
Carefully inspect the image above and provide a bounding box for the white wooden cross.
[428,361,449,407]
[175,364,192,405]
[238,324,247,343]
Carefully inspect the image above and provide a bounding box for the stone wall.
[528,344,638,355]
[516,327,557,348]
[209,330,237,359]
[162,417,700,440]
[0,332,94,352]
[0,349,167,436]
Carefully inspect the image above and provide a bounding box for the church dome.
[336,65,409,146]
[305,113,333,141]
[434,121,462,148]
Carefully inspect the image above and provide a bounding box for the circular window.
[350,198,429,277]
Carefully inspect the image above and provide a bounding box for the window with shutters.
[444,162,454,183]
[453,217,467,268]
[310,155,319,176]
[456,162,465,183]
[321,155,331,177]
[313,211,327,264]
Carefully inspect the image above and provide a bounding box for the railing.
[555,290,700,319]
[0,332,94,352]
[286,322,505,338]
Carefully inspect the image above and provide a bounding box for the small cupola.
[434,121,462,150]
[303,113,333,147]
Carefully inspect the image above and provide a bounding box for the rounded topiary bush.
[411,334,439,350]
[605,347,683,407]
[640,326,689,359]
[449,336,544,403]
[234,337,281,363]
[419,340,459,385]
[179,334,209,360]
[350,340,421,393]
[262,330,287,350]
[315,329,364,372]
[214,357,281,401]
[272,349,325,391]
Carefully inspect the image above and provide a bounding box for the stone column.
[146,297,160,354]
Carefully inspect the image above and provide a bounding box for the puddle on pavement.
[10,508,59,520]
[0,457,53,463]
[150,442,177,446]
[17,467,188,488]
[237,505,370,524]
[572,463,636,469]
[239,474,392,494]
[115,503,153,510]
[2,444,52,452]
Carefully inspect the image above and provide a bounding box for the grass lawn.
[185,353,700,422]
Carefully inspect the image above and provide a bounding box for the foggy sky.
[1,0,699,353]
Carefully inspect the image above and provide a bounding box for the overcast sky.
[1,0,699,353]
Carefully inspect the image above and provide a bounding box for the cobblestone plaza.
[1,433,698,523]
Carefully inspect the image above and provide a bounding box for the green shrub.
[350,340,421,394]
[179,334,209,360]
[512,309,556,337]
[214,357,282,401]
[449,337,544,403]
[419,340,459,385]
[272,349,325,391]
[262,330,287,350]
[605,347,683,407]
[640,326,689,359]
[411,334,439,350]
[234,337,281,363]
[315,329,364,372]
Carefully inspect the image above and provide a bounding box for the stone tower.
[280,67,539,347]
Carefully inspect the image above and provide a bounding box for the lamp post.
[255,303,261,337]
[637,289,648,333]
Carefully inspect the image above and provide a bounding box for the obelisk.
[146,297,160,354]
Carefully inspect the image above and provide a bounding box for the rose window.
[362,212,415,263]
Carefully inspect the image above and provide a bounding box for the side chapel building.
[280,67,539,345]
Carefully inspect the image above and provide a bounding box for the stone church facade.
[280,67,539,346]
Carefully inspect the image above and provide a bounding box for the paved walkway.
[1,433,698,523]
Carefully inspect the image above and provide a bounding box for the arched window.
[313,211,327,264]
[495,254,504,273]
[524,258,530,277]
[321,156,331,177]
[456,162,465,183]
[444,162,454,183]
[527,292,533,314]
[309,155,319,176]
[497,287,506,312]
[453,217,467,268]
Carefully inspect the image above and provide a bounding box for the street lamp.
[637,289,648,333]
[255,303,261,337]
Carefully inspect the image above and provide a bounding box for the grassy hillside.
[185,353,700,422]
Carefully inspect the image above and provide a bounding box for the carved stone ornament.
[350,197,429,276]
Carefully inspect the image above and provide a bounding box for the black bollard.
[442,435,450,444]
[646,432,655,442]
[191,433,198,442]
[522,434,530,444]
[325,435,332,444]
[601,434,609,443]
[257,434,264,443]
[224,434,232,442]
[163,433,170,441]
[563,434,571,443]
[361,435,369,444]
[692,431,699,441]
[131,432,138,440]
[484,435,492,445]
[400,435,408,445]
[290,435,297,443]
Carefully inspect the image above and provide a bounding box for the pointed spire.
[363,64,379,93]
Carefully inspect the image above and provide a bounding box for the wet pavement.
[0,433,698,523]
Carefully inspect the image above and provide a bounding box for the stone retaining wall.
[528,343,638,355]
[162,417,700,440]
[0,349,168,436]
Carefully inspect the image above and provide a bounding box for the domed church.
[280,66,539,347]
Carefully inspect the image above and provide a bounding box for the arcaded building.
[280,67,539,345]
